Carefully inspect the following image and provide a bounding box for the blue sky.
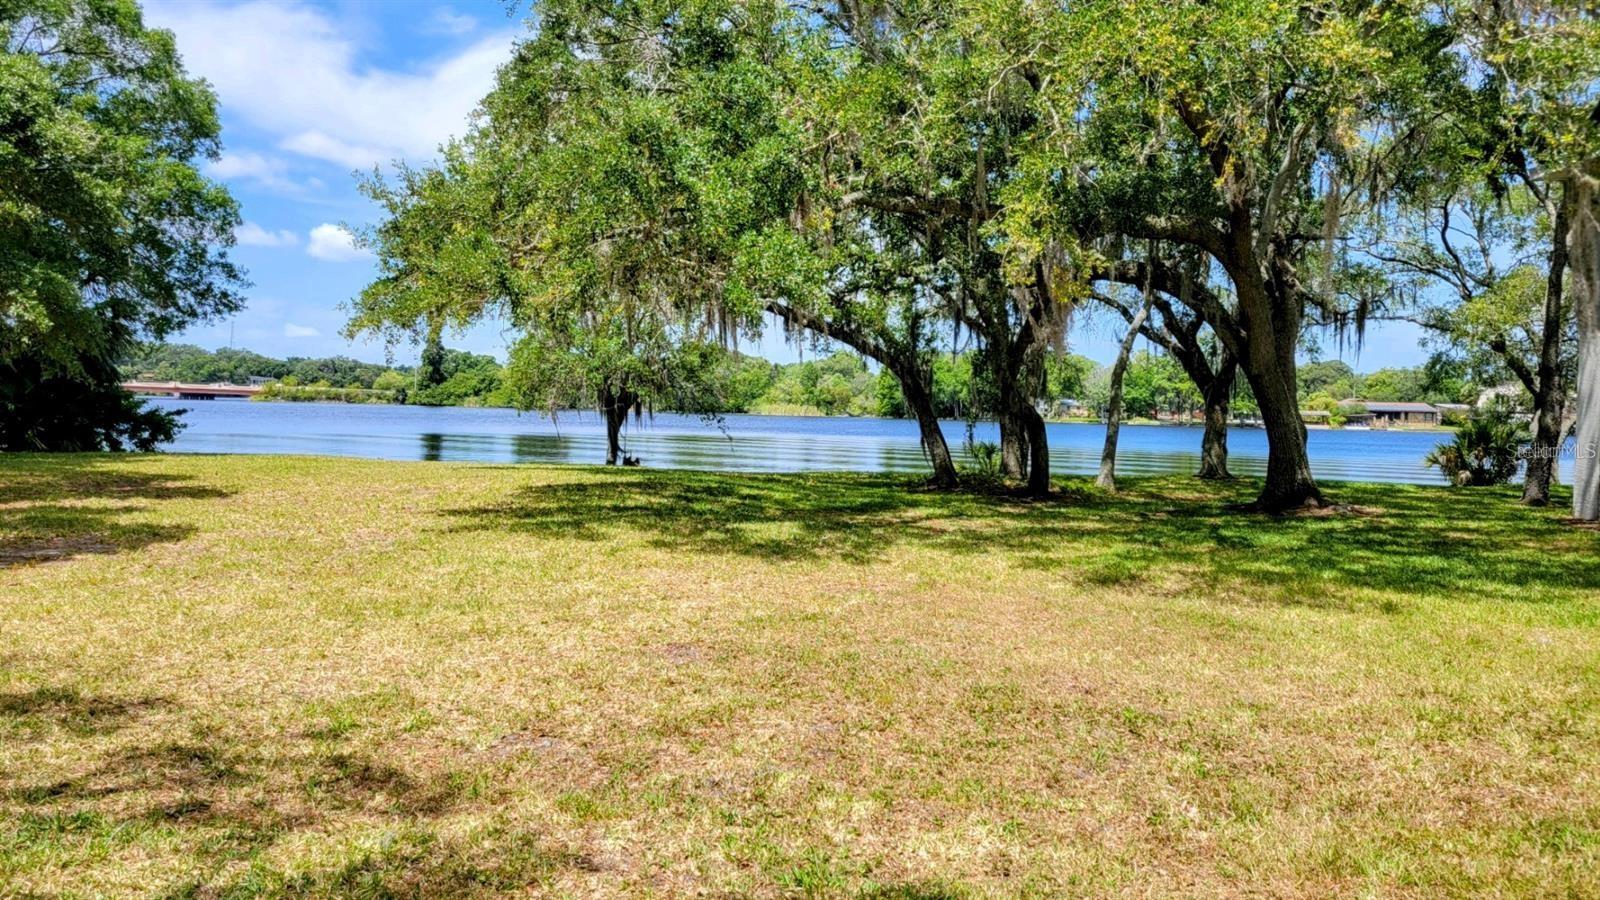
[149,0,1431,371]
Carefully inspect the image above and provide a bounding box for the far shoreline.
[230,395,1459,433]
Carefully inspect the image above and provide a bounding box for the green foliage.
[962,438,1001,478]
[717,354,779,413]
[120,343,290,385]
[1299,361,1357,402]
[2,0,244,449]
[1418,353,1477,406]
[1079,352,1200,420]
[1298,358,1482,406]
[371,370,410,393]
[410,350,505,407]
[417,329,447,390]
[1124,351,1201,419]
[120,343,416,392]
[1425,411,1529,487]
[281,357,396,391]
[931,355,975,420]
[1,351,180,451]
[1045,355,1095,406]
[1360,368,1427,403]
[873,370,907,419]
[752,353,876,417]
[255,385,399,405]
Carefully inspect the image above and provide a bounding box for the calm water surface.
[142,397,1551,486]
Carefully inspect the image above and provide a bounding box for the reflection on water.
[143,396,1552,486]
[420,432,444,462]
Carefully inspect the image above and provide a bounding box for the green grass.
[2,453,1599,896]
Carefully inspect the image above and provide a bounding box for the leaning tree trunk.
[1524,384,1565,506]
[1098,293,1153,490]
[600,386,636,466]
[1197,360,1237,480]
[897,365,959,489]
[1021,403,1051,496]
[1571,165,1600,521]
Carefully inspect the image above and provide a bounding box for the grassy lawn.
[3,453,1599,897]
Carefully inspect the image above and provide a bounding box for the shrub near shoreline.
[254,384,400,405]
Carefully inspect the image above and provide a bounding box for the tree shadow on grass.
[0,685,172,741]
[0,455,231,567]
[1,682,513,895]
[440,470,1027,564]
[439,469,1600,607]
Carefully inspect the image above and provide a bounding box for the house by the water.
[1353,401,1442,426]
[1302,401,1445,428]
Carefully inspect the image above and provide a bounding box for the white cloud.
[306,223,371,262]
[423,7,478,36]
[283,323,320,338]
[280,131,391,170]
[146,1,513,170]
[234,221,299,247]
[205,151,308,193]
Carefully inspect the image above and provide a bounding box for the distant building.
[1039,398,1092,419]
[1358,401,1440,427]
[1476,383,1527,410]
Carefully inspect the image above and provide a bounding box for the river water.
[141,397,1543,486]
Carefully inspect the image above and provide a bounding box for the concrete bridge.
[122,380,263,400]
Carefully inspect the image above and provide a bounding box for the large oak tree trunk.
[998,405,1028,480]
[1571,166,1600,521]
[1232,310,1322,510]
[1242,361,1321,511]
[1021,403,1051,496]
[1255,384,1320,509]
[898,366,959,489]
[1575,338,1600,521]
[1225,272,1324,512]
[1197,364,1235,480]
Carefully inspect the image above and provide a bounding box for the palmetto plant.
[1425,412,1529,487]
[963,439,1002,478]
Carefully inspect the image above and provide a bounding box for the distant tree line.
[119,342,510,407]
[120,343,397,391]
[123,339,1478,428]
[114,342,1069,418]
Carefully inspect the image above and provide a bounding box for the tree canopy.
[338,0,1597,514]
[1,0,244,450]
